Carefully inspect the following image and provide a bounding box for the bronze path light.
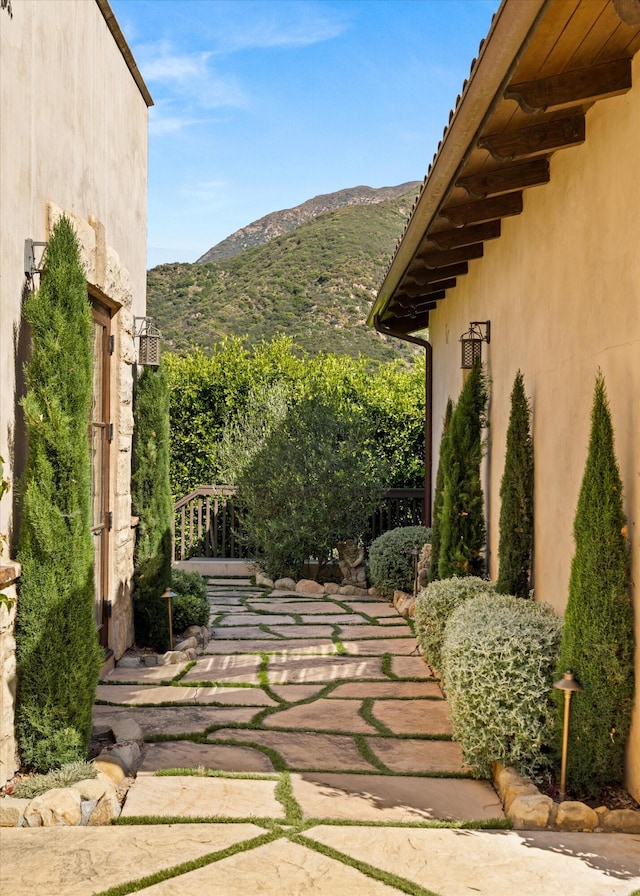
[553,670,583,801]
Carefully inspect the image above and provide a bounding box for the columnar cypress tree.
[496,371,534,598]
[16,216,102,771]
[429,397,453,582]
[438,358,488,579]
[555,372,633,795]
[131,366,173,651]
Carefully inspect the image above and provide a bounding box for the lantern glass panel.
[461,338,482,369]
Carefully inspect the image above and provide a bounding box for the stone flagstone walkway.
[3,578,639,896]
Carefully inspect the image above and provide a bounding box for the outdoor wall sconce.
[553,670,583,801]
[134,316,162,367]
[460,320,490,369]
[24,238,47,288]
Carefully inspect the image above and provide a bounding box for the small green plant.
[368,525,432,598]
[12,761,96,799]
[414,576,495,674]
[555,372,633,796]
[442,593,562,779]
[171,568,209,633]
[438,358,488,579]
[496,371,534,599]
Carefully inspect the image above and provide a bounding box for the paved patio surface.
[3,578,639,896]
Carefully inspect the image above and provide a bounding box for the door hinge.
[108,423,114,442]
[109,335,115,355]
[107,511,113,531]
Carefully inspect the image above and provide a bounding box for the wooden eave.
[369,0,640,332]
[96,0,154,107]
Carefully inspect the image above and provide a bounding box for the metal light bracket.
[24,239,47,287]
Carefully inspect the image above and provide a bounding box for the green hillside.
[147,189,420,362]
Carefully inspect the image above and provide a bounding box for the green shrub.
[439,358,488,579]
[16,216,102,771]
[496,371,534,598]
[429,398,453,583]
[132,367,173,651]
[442,594,562,779]
[171,569,209,633]
[555,373,633,796]
[368,526,432,598]
[414,576,495,673]
[13,761,96,799]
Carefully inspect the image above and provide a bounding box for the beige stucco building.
[0,0,151,786]
[369,0,640,798]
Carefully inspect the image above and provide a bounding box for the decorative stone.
[87,791,121,825]
[142,654,158,666]
[24,788,82,827]
[80,799,98,825]
[117,655,142,669]
[174,637,199,651]
[323,582,341,594]
[508,793,554,830]
[503,781,540,813]
[184,647,198,661]
[100,741,141,776]
[339,585,369,596]
[555,800,599,831]
[274,577,296,591]
[0,797,30,827]
[256,572,274,588]
[599,808,640,834]
[70,778,109,802]
[296,579,325,595]
[161,650,189,665]
[183,625,209,645]
[110,716,144,745]
[92,755,127,784]
[368,587,381,597]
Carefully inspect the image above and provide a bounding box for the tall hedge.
[496,371,534,598]
[555,373,633,795]
[429,397,453,583]
[131,367,173,650]
[16,216,102,771]
[438,358,488,579]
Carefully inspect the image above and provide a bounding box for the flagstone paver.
[101,664,188,683]
[268,684,328,702]
[212,626,281,640]
[265,624,337,639]
[390,655,436,678]
[291,772,504,823]
[139,741,275,773]
[267,655,385,683]
[179,654,262,683]
[366,736,467,773]
[247,600,349,614]
[203,638,339,655]
[263,699,380,734]
[328,681,443,698]
[120,775,285,819]
[340,638,421,656]
[207,729,376,772]
[218,614,301,626]
[338,624,411,640]
[93,704,259,735]
[342,601,400,616]
[371,698,453,736]
[96,684,277,706]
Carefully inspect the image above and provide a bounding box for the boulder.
[110,716,144,745]
[24,788,82,827]
[323,582,341,594]
[339,585,369,597]
[274,577,296,591]
[0,797,30,827]
[509,793,554,830]
[174,636,199,652]
[556,800,599,832]
[92,754,127,785]
[256,572,274,588]
[599,808,640,834]
[161,650,189,665]
[296,579,325,595]
[100,741,141,776]
[117,655,142,669]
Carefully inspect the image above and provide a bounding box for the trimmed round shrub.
[414,576,495,673]
[442,594,562,779]
[171,569,209,633]
[368,526,432,597]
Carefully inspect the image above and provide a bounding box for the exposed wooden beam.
[478,113,585,162]
[457,158,550,200]
[396,290,446,308]
[505,58,632,114]
[406,262,469,286]
[427,220,501,251]
[439,192,523,228]
[415,242,484,270]
[385,310,432,333]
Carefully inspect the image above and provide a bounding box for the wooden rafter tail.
[505,58,632,114]
[456,158,550,200]
[439,193,523,228]
[478,113,585,163]
[416,242,484,270]
[426,220,501,252]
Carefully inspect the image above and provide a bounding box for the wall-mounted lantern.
[24,238,47,289]
[459,320,490,369]
[134,317,162,367]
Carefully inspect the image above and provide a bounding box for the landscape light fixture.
[553,670,583,801]
[460,320,490,369]
[412,545,421,600]
[162,588,177,650]
[134,316,162,367]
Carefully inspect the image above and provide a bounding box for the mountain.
[147,183,423,363]
[196,182,420,263]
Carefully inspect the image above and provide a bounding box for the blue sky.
[110,0,500,269]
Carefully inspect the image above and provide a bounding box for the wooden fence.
[173,485,425,562]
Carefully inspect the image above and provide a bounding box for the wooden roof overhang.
[368,0,640,334]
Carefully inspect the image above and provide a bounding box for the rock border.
[0,717,143,828]
[258,572,378,599]
[493,762,640,834]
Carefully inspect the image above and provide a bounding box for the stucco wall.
[428,52,640,798]
[0,0,149,784]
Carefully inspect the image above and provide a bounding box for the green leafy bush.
[171,569,209,633]
[442,594,562,778]
[429,398,453,583]
[555,373,633,796]
[368,526,432,598]
[414,576,495,673]
[16,216,102,771]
